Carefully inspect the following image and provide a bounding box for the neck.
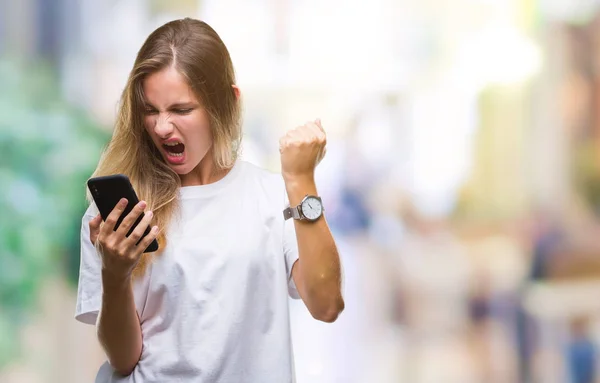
[179,153,231,187]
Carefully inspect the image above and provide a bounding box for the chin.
[164,150,209,176]
[171,165,195,175]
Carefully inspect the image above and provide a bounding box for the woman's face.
[143,66,213,181]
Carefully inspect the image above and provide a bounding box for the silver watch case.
[283,195,323,222]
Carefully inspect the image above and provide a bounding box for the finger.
[306,122,326,143]
[89,214,102,229]
[279,136,288,152]
[136,225,160,252]
[309,120,325,136]
[302,122,320,139]
[89,214,102,243]
[283,129,301,145]
[101,198,129,235]
[279,134,289,146]
[286,126,301,137]
[314,118,325,133]
[116,200,147,237]
[295,124,307,132]
[125,210,153,247]
[306,121,321,135]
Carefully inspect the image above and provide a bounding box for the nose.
[154,113,174,139]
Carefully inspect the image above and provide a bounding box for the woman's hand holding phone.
[89,198,159,280]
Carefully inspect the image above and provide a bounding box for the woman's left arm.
[280,119,344,323]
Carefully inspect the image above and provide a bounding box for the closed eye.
[173,108,194,115]
[144,107,158,115]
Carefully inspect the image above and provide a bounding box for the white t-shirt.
[75,161,301,383]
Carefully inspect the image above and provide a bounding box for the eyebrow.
[145,102,198,109]
[169,102,197,108]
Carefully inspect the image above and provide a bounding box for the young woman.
[75,18,344,382]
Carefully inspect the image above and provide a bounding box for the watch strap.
[283,205,301,220]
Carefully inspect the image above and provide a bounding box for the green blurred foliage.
[0,58,109,367]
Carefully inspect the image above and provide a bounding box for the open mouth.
[163,142,185,157]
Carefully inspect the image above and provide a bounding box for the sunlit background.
[3,0,600,382]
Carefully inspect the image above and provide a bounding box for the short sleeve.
[283,196,301,300]
[75,204,102,325]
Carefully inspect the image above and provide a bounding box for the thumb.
[89,214,102,243]
[89,214,102,228]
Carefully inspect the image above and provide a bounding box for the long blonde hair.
[88,18,242,277]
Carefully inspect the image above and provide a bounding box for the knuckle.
[130,232,142,242]
[106,239,119,252]
[116,246,128,258]
[106,243,116,254]
[120,217,133,227]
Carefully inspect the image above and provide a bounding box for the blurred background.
[4,0,600,382]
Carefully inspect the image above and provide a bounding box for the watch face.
[301,196,323,221]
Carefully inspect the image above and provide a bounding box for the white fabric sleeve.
[282,187,301,299]
[74,205,102,325]
[283,217,301,299]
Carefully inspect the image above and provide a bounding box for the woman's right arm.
[88,199,158,376]
[97,271,143,376]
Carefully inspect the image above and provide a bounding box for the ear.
[232,84,241,100]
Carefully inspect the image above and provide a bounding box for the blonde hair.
[88,18,242,277]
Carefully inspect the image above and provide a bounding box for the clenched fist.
[279,119,327,181]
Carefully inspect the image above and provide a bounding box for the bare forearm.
[97,271,143,376]
[285,176,344,321]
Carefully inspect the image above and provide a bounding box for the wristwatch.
[283,195,324,222]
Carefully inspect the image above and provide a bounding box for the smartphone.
[87,174,159,253]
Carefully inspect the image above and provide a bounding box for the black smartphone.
[87,174,159,253]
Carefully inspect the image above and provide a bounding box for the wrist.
[284,176,318,206]
[102,269,132,291]
[282,171,314,185]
